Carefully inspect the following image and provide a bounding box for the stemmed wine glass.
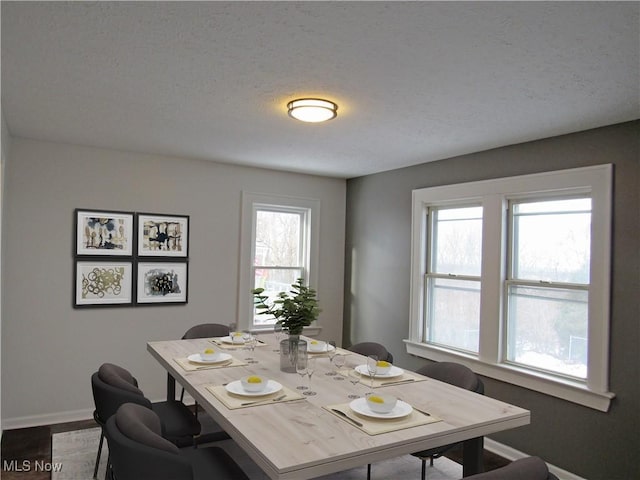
[332,354,346,380]
[304,356,317,396]
[366,355,379,392]
[347,357,362,399]
[296,354,309,391]
[325,341,338,376]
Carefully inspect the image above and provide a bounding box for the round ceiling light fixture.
[287,98,338,123]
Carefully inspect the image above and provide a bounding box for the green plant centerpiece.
[253,278,320,372]
[252,278,320,336]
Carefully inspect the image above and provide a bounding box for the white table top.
[148,334,530,479]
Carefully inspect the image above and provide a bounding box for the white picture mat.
[75,261,133,305]
[137,214,189,257]
[137,262,188,303]
[76,210,133,256]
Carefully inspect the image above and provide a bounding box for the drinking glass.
[366,355,379,392]
[242,330,255,362]
[325,341,338,376]
[296,354,309,390]
[347,357,362,399]
[273,323,284,352]
[304,357,317,396]
[246,334,258,364]
[332,354,346,380]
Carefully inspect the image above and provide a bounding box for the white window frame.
[238,192,320,331]
[406,165,614,412]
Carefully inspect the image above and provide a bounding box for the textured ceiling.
[2,2,638,178]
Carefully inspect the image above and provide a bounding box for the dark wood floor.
[1,415,508,479]
[1,419,98,480]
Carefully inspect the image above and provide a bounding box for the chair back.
[91,363,152,426]
[105,403,191,480]
[416,361,484,394]
[462,456,558,480]
[182,323,229,339]
[347,342,394,363]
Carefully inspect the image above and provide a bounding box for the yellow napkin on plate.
[205,384,305,409]
[324,402,440,435]
[174,356,248,371]
[338,369,427,388]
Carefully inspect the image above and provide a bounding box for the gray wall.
[0,111,10,436]
[344,121,639,480]
[1,138,345,426]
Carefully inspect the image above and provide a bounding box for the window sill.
[404,340,614,412]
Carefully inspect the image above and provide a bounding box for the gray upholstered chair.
[411,362,484,480]
[105,403,249,480]
[461,456,559,480]
[346,341,394,363]
[182,323,230,340]
[179,323,230,403]
[91,363,201,479]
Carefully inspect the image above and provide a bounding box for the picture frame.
[136,213,189,257]
[75,209,134,256]
[74,260,133,307]
[136,261,188,304]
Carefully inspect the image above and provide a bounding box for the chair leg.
[93,430,104,479]
[421,458,426,480]
[180,387,185,402]
[367,463,371,480]
[430,456,434,467]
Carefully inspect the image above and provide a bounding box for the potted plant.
[252,278,320,336]
[252,278,321,372]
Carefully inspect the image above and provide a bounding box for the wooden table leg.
[462,436,484,477]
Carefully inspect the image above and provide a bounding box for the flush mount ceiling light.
[287,98,338,123]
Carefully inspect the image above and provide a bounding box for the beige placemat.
[337,368,427,388]
[206,383,305,409]
[174,356,248,371]
[209,338,268,350]
[324,402,440,435]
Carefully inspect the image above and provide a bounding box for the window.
[239,193,319,330]
[506,198,591,379]
[425,206,483,353]
[407,165,614,411]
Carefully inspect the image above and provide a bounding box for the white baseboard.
[485,438,586,480]
[2,408,94,431]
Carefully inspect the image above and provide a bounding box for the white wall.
[1,138,346,428]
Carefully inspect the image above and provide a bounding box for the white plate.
[187,353,232,365]
[220,335,245,345]
[225,379,283,397]
[355,364,404,378]
[308,344,336,354]
[349,398,413,419]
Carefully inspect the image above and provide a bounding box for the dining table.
[147,333,530,480]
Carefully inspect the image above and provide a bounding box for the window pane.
[432,207,482,276]
[507,285,588,379]
[427,277,480,353]
[255,211,302,267]
[512,198,591,283]
[253,268,303,326]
